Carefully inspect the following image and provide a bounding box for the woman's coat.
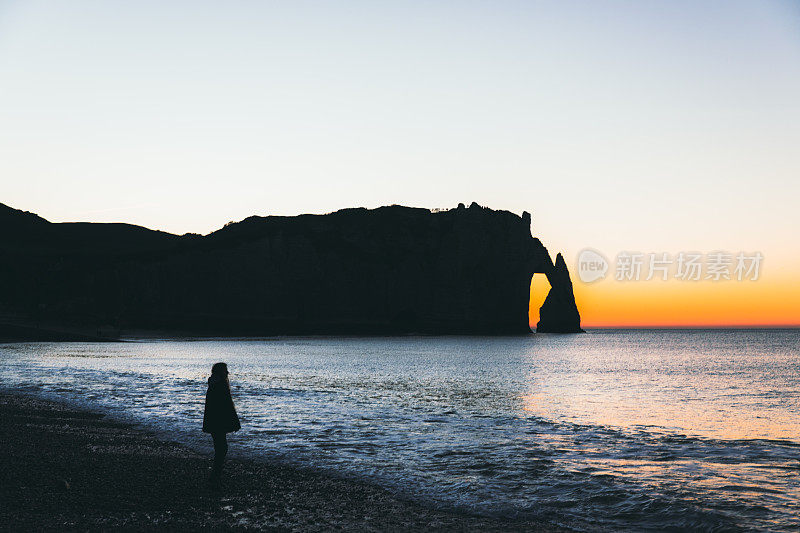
[202,374,241,434]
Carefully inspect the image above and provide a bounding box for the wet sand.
[0,392,557,531]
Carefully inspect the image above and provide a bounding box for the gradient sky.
[1,1,799,326]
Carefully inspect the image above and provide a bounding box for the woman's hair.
[211,362,229,376]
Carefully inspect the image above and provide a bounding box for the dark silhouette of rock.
[537,253,584,333]
[0,202,582,336]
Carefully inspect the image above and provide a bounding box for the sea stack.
[535,253,584,333]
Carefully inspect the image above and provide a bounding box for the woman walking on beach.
[202,362,241,489]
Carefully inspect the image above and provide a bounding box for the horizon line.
[564,324,800,330]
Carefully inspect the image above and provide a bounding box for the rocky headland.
[0,201,582,337]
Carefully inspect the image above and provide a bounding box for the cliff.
[0,202,582,336]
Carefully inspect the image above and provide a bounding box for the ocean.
[1,329,798,531]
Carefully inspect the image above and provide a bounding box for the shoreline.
[0,391,559,532]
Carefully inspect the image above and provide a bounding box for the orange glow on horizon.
[529,272,800,329]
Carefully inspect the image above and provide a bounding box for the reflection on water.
[0,329,798,531]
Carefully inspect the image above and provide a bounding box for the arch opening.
[529,274,552,329]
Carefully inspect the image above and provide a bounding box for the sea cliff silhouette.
[0,201,582,337]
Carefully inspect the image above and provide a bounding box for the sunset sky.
[1,1,799,327]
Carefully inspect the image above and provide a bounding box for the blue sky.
[1,0,799,279]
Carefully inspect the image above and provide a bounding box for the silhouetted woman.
[202,362,240,488]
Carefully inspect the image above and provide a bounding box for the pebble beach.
[0,392,553,532]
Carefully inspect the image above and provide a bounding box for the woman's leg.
[211,432,228,484]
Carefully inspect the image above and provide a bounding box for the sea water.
[1,329,798,531]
